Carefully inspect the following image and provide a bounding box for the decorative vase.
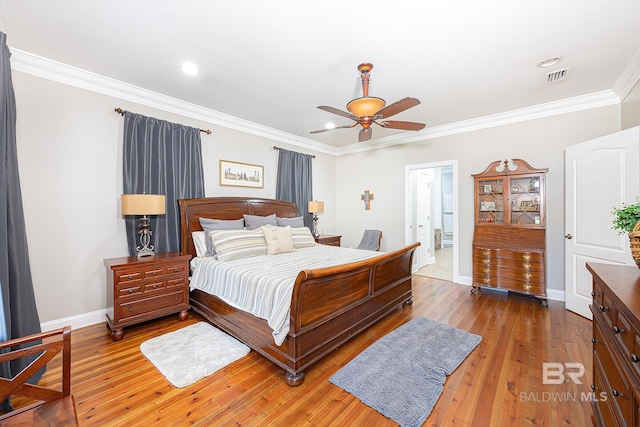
[630,220,640,268]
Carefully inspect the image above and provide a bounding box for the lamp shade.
[308,200,324,214]
[347,97,386,117]
[121,194,166,215]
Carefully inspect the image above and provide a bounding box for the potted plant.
[612,197,640,268]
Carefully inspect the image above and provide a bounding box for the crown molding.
[9,48,338,156]
[335,90,621,155]
[9,48,624,158]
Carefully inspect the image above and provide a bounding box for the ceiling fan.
[311,63,426,142]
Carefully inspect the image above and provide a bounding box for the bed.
[179,196,419,386]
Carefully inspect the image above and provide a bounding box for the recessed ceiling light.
[537,57,563,68]
[181,62,199,75]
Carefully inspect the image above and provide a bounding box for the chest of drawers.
[104,252,191,341]
[587,262,640,426]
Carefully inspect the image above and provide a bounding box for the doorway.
[405,160,459,282]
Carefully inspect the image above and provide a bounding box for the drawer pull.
[613,325,624,334]
[482,259,490,264]
[612,389,623,398]
[128,289,133,294]
[523,263,530,269]
[153,272,157,275]
[591,338,600,344]
[599,305,608,312]
[523,273,531,279]
[483,268,490,273]
[128,275,133,280]
[483,278,489,284]
[591,384,598,391]
[632,354,640,363]
[482,250,490,256]
[523,284,531,290]
[153,285,157,289]
[522,254,531,260]
[591,291,599,297]
[174,297,178,301]
[128,308,133,312]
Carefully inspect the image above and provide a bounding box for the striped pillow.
[290,227,317,248]
[210,229,267,262]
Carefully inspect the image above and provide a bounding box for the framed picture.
[483,184,492,193]
[219,160,264,188]
[528,178,540,192]
[520,201,538,211]
[480,201,496,211]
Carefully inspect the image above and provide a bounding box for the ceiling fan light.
[347,97,386,117]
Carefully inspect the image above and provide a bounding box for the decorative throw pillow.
[261,225,296,255]
[192,231,207,257]
[276,216,305,228]
[290,227,317,248]
[243,213,277,230]
[199,217,245,256]
[209,229,267,262]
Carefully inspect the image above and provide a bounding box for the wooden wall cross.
[361,190,374,210]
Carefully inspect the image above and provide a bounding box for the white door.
[565,126,640,318]
[415,170,431,269]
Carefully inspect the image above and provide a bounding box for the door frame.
[405,160,459,283]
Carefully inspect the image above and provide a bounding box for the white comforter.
[189,245,382,345]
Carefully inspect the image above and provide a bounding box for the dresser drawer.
[165,262,187,275]
[116,271,142,284]
[595,321,631,425]
[117,289,187,320]
[116,284,143,298]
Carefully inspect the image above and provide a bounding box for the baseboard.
[41,309,107,332]
[546,288,565,302]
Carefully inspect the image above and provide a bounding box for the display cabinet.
[471,159,548,305]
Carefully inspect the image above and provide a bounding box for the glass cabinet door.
[477,178,504,224]
[509,175,542,226]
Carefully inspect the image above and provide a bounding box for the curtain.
[275,148,313,228]
[0,31,43,411]
[123,112,205,255]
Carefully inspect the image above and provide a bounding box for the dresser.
[587,262,640,426]
[315,234,341,246]
[104,252,191,341]
[471,159,548,306]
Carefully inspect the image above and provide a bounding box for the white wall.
[335,105,621,293]
[12,71,337,325]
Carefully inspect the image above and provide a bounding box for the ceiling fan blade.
[379,120,426,131]
[317,106,358,120]
[359,128,372,142]
[310,124,356,134]
[375,97,421,118]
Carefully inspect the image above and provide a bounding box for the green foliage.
[612,197,640,234]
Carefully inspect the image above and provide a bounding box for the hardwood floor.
[31,276,593,426]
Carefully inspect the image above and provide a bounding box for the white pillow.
[209,229,267,262]
[290,227,317,248]
[261,225,296,255]
[192,231,207,257]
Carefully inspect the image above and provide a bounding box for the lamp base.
[136,248,156,258]
[312,215,320,238]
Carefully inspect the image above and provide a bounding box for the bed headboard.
[178,197,300,258]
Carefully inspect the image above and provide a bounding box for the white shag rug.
[140,322,250,388]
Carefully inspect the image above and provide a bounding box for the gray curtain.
[275,148,313,228]
[0,31,43,411]
[123,111,205,255]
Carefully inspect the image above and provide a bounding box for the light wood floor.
[31,277,593,426]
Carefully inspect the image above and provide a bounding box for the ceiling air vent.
[545,67,570,84]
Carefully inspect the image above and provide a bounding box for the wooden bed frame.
[179,196,419,386]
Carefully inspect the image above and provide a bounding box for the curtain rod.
[273,146,316,158]
[114,108,211,135]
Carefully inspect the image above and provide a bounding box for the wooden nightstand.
[104,252,190,341]
[314,234,341,246]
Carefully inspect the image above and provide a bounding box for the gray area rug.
[140,322,250,388]
[329,317,482,427]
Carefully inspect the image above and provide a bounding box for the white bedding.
[189,245,382,345]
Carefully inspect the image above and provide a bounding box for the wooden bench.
[0,326,78,426]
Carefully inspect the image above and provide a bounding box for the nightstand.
[104,252,190,341]
[314,234,341,246]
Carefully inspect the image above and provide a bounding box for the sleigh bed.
[179,196,418,386]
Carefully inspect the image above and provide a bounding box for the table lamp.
[121,194,166,257]
[308,200,324,238]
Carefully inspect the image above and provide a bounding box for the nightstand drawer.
[117,289,186,320]
[165,263,187,275]
[116,271,142,284]
[117,284,142,298]
[144,281,165,292]
[144,268,165,280]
